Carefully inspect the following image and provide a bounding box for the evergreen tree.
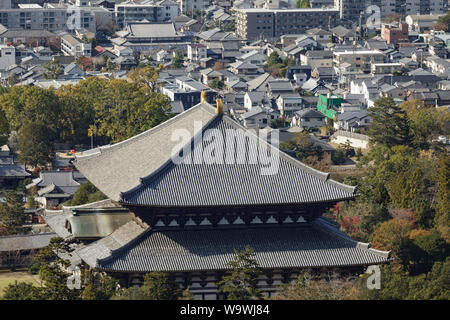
[367,97,413,148]
[0,108,9,147]
[17,122,55,167]
[217,246,262,300]
[0,191,29,235]
[140,271,181,300]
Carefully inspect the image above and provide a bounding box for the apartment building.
[0,44,15,71]
[337,0,448,24]
[61,34,92,57]
[236,8,339,41]
[187,43,207,62]
[115,0,179,28]
[0,4,112,33]
[180,0,210,14]
[333,50,385,73]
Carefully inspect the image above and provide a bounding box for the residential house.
[291,108,325,131]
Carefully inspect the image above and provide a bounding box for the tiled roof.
[121,115,355,207]
[97,218,390,272]
[75,103,218,201]
[0,233,56,252]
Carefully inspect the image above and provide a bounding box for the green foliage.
[128,65,162,91]
[42,60,63,80]
[400,100,450,149]
[367,97,413,148]
[274,271,362,300]
[172,52,184,68]
[266,52,282,66]
[0,77,174,155]
[2,281,40,300]
[113,271,181,300]
[436,11,450,31]
[208,78,224,89]
[65,181,106,207]
[18,122,54,167]
[88,79,173,143]
[363,259,450,300]
[295,0,310,8]
[279,131,322,161]
[0,191,29,235]
[217,246,262,300]
[434,154,450,232]
[0,108,9,146]
[409,231,450,275]
[337,200,390,242]
[0,86,61,134]
[12,237,120,300]
[331,148,346,164]
[80,269,118,300]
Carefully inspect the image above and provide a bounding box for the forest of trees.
[0,67,172,168]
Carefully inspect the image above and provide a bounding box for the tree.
[17,122,54,167]
[400,100,449,149]
[0,86,61,134]
[266,52,282,67]
[337,200,390,242]
[42,60,63,80]
[274,271,362,300]
[363,259,450,300]
[434,155,450,241]
[0,108,9,147]
[331,147,347,164]
[65,181,107,207]
[367,97,413,148]
[128,65,162,91]
[295,0,310,8]
[0,191,29,235]
[435,11,450,31]
[89,79,173,143]
[26,237,80,300]
[113,271,181,300]
[172,52,184,68]
[141,271,181,300]
[217,246,262,300]
[279,131,322,162]
[371,214,416,264]
[409,231,450,275]
[2,282,40,300]
[208,78,224,89]
[80,269,118,300]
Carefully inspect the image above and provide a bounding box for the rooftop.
[96,217,390,272]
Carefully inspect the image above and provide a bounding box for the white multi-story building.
[0,4,112,33]
[336,0,448,23]
[61,34,92,57]
[334,50,385,73]
[187,43,207,62]
[0,44,15,71]
[115,0,179,28]
[180,0,210,14]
